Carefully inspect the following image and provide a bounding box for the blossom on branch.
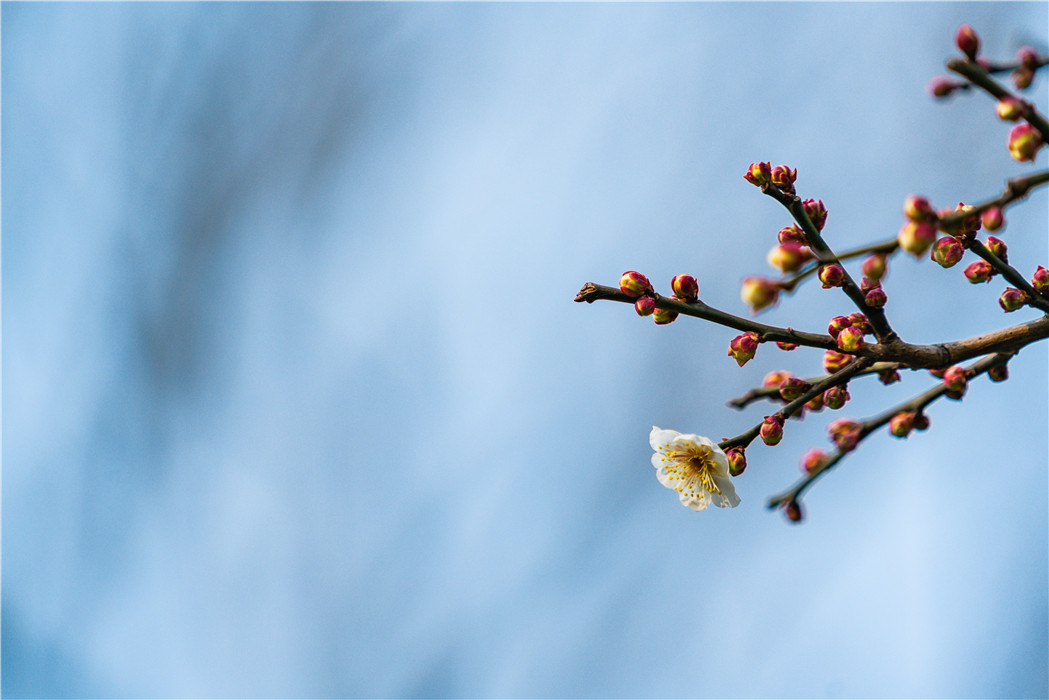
[650,427,740,511]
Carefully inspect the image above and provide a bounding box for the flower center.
[664,443,722,496]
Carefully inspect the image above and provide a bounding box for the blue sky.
[3,3,1047,697]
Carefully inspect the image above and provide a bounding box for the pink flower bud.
[860,277,880,295]
[823,384,850,410]
[927,76,958,98]
[998,287,1028,312]
[862,253,888,281]
[653,307,679,325]
[1012,67,1034,90]
[776,341,798,351]
[914,414,930,431]
[620,271,653,297]
[985,236,1007,263]
[1017,46,1040,69]
[878,368,901,385]
[964,260,994,283]
[931,236,965,268]
[671,274,699,302]
[847,313,872,334]
[1032,265,1049,295]
[763,369,793,388]
[760,415,785,446]
[767,243,811,273]
[740,276,780,314]
[802,199,828,231]
[980,207,1004,231]
[805,393,824,412]
[779,377,812,402]
[827,316,852,339]
[955,24,980,61]
[784,499,803,523]
[988,364,1009,382]
[889,411,916,438]
[634,296,656,316]
[898,220,937,257]
[864,287,887,308]
[836,325,865,352]
[770,164,798,192]
[818,264,846,288]
[800,448,828,474]
[943,365,968,396]
[951,202,982,235]
[823,350,852,373]
[827,418,862,451]
[728,332,760,367]
[726,447,747,477]
[996,98,1024,122]
[744,161,772,187]
[1008,123,1044,162]
[903,194,937,222]
[778,225,806,245]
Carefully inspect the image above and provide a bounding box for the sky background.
[3,2,1048,698]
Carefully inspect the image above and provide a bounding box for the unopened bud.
[1008,123,1044,162]
[1018,46,1040,70]
[996,98,1024,121]
[898,220,937,257]
[980,207,1004,231]
[767,243,811,273]
[862,253,888,281]
[619,271,653,298]
[860,277,881,295]
[988,364,1009,382]
[727,332,760,367]
[634,296,655,316]
[914,414,930,431]
[1012,67,1034,90]
[776,341,798,352]
[999,287,1028,312]
[770,164,798,192]
[818,264,846,288]
[827,418,862,451]
[878,368,901,385]
[836,325,865,352]
[778,225,806,245]
[943,365,968,397]
[740,276,780,313]
[726,447,747,477]
[931,236,965,268]
[823,384,850,410]
[802,199,828,231]
[779,377,812,402]
[760,415,785,446]
[1032,265,1049,295]
[653,307,679,325]
[847,313,872,335]
[762,370,793,389]
[827,316,852,339]
[744,161,772,187]
[784,499,803,523]
[964,260,994,283]
[889,411,916,438]
[800,448,828,474]
[952,202,981,235]
[927,76,957,98]
[671,274,699,302]
[823,350,852,373]
[864,287,887,308]
[903,194,937,222]
[955,24,980,61]
[984,236,1007,263]
[805,393,824,412]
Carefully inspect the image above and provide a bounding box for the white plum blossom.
[650,427,740,511]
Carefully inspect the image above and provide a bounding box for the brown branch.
[946,58,1049,142]
[727,362,903,409]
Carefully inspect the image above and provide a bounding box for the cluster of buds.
[745,161,800,193]
[1013,45,1041,90]
[621,271,703,326]
[827,313,870,352]
[860,277,887,308]
[898,195,939,257]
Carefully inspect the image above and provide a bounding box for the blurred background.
[3,3,1047,697]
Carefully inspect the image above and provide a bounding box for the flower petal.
[649,426,681,451]
[709,473,741,508]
